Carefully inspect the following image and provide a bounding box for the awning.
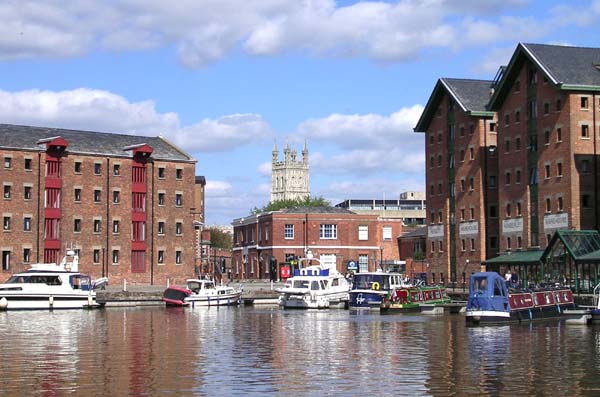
[483,250,544,266]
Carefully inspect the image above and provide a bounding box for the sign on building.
[544,213,569,231]
[459,221,479,236]
[502,218,523,234]
[428,224,444,239]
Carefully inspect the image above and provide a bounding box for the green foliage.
[252,196,331,214]
[208,227,233,250]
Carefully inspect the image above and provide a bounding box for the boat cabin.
[187,280,216,293]
[352,273,405,291]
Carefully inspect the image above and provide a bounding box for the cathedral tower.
[271,140,310,202]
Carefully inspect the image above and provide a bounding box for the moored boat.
[348,271,406,309]
[381,284,451,313]
[0,250,103,310]
[277,257,350,309]
[163,278,242,307]
[465,272,576,325]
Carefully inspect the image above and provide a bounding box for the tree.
[208,227,233,250]
[252,196,331,214]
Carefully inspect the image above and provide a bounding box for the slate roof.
[414,78,494,132]
[441,78,494,113]
[524,43,600,87]
[0,124,195,162]
[489,43,600,109]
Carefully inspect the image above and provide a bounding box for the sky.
[1,0,599,225]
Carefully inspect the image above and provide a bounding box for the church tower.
[271,140,310,202]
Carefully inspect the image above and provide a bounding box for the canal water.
[1,306,599,396]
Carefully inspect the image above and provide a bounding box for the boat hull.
[185,293,242,307]
[279,291,348,309]
[465,304,576,325]
[348,290,387,309]
[0,293,100,310]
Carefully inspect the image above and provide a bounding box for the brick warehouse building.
[488,43,600,251]
[0,124,203,285]
[416,43,600,283]
[232,207,403,280]
[414,78,499,283]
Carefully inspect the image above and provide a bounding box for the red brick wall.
[232,211,403,279]
[495,62,599,251]
[0,147,197,285]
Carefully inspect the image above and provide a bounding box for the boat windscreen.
[352,274,389,290]
[472,277,488,293]
[293,280,310,289]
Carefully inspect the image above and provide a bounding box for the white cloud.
[0,88,272,153]
[298,105,424,150]
[0,0,573,66]
[294,106,425,179]
[205,180,234,197]
[472,46,516,74]
[257,162,272,177]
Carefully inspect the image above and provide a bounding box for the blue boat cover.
[466,272,509,312]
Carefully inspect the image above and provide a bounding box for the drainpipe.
[482,119,488,260]
[150,160,155,285]
[593,93,598,230]
[105,158,110,279]
[36,152,42,262]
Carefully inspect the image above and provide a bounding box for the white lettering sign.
[544,213,569,231]
[428,224,444,239]
[459,221,479,236]
[502,218,523,234]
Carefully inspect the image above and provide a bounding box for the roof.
[489,43,600,109]
[542,229,600,263]
[282,206,355,214]
[399,227,427,238]
[414,78,495,132]
[483,249,544,266]
[0,124,195,162]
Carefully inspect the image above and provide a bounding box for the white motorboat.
[277,257,351,309]
[0,250,103,310]
[163,278,242,307]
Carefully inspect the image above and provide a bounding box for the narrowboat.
[465,272,576,325]
[381,284,451,314]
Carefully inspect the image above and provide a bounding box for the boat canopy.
[467,272,509,312]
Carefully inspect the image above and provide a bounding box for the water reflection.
[1,308,600,396]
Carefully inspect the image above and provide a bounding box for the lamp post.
[379,246,384,270]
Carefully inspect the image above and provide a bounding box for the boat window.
[311,280,320,291]
[331,279,339,287]
[473,277,488,292]
[493,280,503,296]
[205,283,215,289]
[6,276,26,283]
[320,280,327,290]
[187,282,201,293]
[293,280,309,289]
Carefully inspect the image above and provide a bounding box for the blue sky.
[0,0,599,225]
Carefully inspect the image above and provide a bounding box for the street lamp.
[379,246,384,270]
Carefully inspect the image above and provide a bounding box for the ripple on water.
[1,307,600,396]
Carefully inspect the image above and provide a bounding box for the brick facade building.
[416,43,600,283]
[232,207,403,280]
[488,43,600,252]
[0,124,202,285]
[414,78,498,282]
